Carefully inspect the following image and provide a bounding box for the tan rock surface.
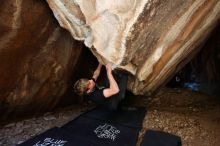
[0,0,82,118]
[47,0,220,95]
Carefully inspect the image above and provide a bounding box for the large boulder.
[47,0,220,95]
[0,0,82,119]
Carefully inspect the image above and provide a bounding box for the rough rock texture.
[0,0,83,119]
[47,0,220,95]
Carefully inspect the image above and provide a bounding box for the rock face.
[0,0,82,119]
[47,0,220,95]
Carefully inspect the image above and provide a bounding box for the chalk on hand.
[111,64,117,70]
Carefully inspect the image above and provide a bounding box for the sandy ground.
[0,87,220,146]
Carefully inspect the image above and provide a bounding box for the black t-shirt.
[86,87,106,104]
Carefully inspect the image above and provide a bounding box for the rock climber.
[74,63,128,110]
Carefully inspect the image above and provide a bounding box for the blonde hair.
[74,78,89,96]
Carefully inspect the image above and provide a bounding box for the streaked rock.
[47,0,220,95]
[0,0,83,119]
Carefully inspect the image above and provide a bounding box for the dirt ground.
[0,87,220,146]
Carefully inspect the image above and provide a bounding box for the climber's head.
[74,78,89,96]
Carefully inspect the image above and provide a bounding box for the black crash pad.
[19,106,146,146]
[83,106,146,128]
[18,127,99,146]
[140,130,182,146]
[61,106,146,146]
